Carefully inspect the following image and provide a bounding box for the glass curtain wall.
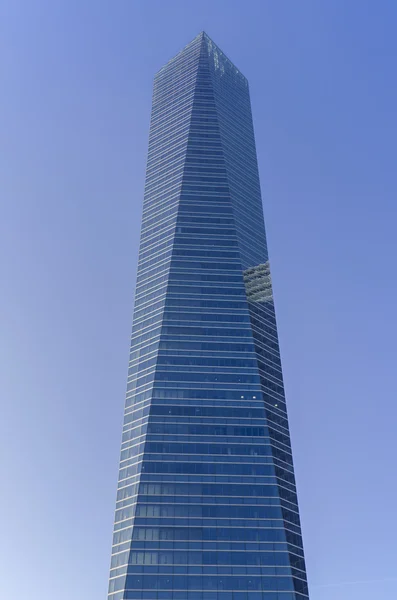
[108,32,310,600]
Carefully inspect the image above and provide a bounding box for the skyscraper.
[108,32,310,600]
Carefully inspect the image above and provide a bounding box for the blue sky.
[1,1,396,599]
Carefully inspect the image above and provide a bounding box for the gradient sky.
[1,2,397,599]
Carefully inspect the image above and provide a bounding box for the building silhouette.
[108,32,310,600]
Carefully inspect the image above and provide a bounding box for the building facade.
[108,32,310,600]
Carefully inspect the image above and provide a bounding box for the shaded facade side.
[108,32,309,600]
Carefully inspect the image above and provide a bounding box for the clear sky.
[1,1,396,599]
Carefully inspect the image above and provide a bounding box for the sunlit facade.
[108,32,310,600]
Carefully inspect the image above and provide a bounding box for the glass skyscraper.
[108,32,310,600]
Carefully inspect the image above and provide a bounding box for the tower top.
[156,30,246,82]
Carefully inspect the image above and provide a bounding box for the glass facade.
[108,32,310,600]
